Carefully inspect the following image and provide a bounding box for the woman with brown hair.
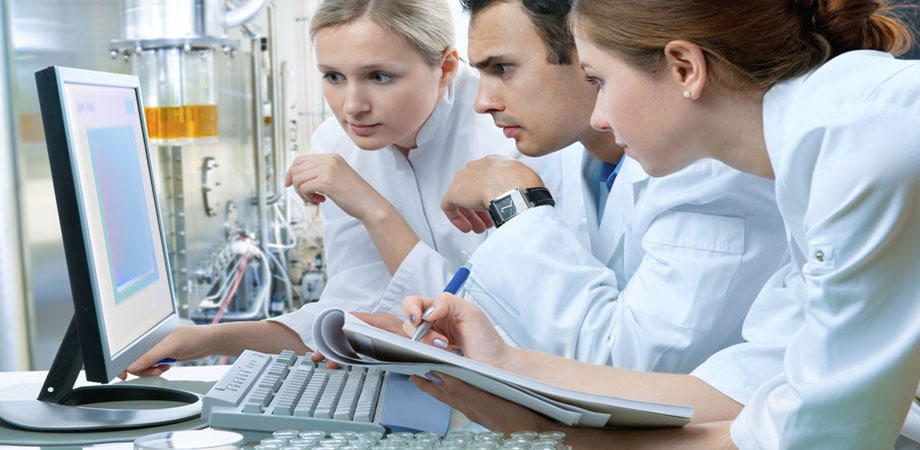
[404,1,920,448]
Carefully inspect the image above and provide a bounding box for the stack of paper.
[312,308,693,429]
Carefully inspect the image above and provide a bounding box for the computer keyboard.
[201,349,450,435]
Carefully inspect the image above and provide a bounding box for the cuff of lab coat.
[267,304,320,350]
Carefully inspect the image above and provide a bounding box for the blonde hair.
[311,0,454,66]
[572,0,915,92]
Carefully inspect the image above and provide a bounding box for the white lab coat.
[464,141,789,372]
[270,65,548,348]
[692,50,920,449]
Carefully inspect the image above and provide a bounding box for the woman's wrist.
[360,201,405,231]
[493,345,528,374]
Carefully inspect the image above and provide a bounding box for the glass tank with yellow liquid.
[134,47,220,143]
[112,0,240,144]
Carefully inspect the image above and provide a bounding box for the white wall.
[448,2,470,60]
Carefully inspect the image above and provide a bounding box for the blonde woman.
[126,0,529,373]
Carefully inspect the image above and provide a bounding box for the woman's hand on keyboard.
[309,350,339,369]
[402,293,513,370]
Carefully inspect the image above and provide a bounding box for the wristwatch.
[487,187,555,228]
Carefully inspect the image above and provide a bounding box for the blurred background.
[1,0,323,372]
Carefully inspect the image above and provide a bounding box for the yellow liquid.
[145,104,218,141]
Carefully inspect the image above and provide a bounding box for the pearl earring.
[683,91,691,99]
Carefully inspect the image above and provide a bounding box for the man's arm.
[468,159,786,373]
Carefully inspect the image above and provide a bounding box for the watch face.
[494,195,518,220]
[489,189,530,228]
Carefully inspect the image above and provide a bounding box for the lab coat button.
[815,250,825,262]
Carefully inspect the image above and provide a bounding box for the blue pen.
[411,264,471,341]
[157,358,176,365]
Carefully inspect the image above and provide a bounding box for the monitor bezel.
[35,65,179,384]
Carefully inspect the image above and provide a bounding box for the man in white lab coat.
[443,0,789,372]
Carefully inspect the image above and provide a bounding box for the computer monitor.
[0,66,200,431]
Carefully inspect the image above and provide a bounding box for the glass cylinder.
[134,47,219,144]
[121,0,224,144]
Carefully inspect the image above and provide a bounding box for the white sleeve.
[466,204,757,373]
[691,262,805,403]
[729,103,920,449]
[465,206,617,354]
[375,241,455,308]
[467,162,784,373]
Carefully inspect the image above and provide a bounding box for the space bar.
[376,373,450,434]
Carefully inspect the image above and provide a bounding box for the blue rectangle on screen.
[87,126,159,303]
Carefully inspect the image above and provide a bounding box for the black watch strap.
[523,187,555,207]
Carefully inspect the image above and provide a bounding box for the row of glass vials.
[248,429,571,450]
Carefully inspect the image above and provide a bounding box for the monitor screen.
[58,78,175,375]
[0,66,199,432]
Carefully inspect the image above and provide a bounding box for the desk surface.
[0,365,229,449]
[0,366,472,448]
[0,365,230,394]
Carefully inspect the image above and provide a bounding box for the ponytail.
[798,0,914,57]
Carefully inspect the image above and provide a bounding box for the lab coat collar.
[617,156,649,184]
[410,64,473,155]
[581,151,635,264]
[582,153,648,192]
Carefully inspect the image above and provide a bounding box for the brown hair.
[463,0,577,65]
[572,0,915,92]
[310,0,454,66]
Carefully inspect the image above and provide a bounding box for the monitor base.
[0,384,201,431]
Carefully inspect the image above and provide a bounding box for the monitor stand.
[0,318,201,431]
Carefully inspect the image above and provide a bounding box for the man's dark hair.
[461,0,575,65]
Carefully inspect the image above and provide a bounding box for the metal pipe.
[224,0,271,29]
[0,0,33,371]
[249,34,271,299]
[265,1,292,309]
[265,1,285,206]
[212,243,272,321]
